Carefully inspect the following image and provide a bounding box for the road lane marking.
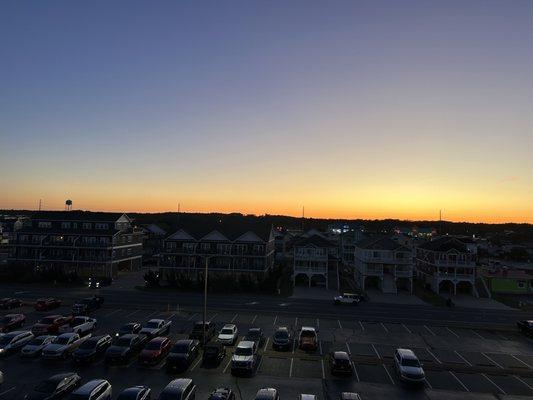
[511,354,532,369]
[382,364,395,385]
[319,340,323,356]
[263,337,269,352]
[514,375,533,391]
[426,348,441,364]
[289,358,294,377]
[104,309,122,318]
[482,352,503,369]
[189,356,202,371]
[231,314,238,323]
[251,315,257,324]
[345,342,350,354]
[272,315,278,326]
[371,343,380,358]
[208,313,218,323]
[402,324,412,334]
[449,371,469,392]
[256,355,264,373]
[316,318,320,330]
[222,358,232,374]
[124,309,139,318]
[0,387,16,397]
[321,359,325,379]
[166,313,175,320]
[454,351,472,366]
[471,329,484,339]
[446,327,459,338]
[380,323,389,333]
[337,320,342,329]
[482,373,506,395]
[359,321,364,331]
[424,325,436,336]
[353,363,360,382]
[292,338,296,354]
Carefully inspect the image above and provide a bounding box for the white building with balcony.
[415,236,477,295]
[354,236,413,294]
[292,234,338,289]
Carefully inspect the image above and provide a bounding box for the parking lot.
[1,302,533,399]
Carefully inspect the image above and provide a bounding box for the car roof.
[222,324,236,329]
[163,378,192,393]
[147,318,164,323]
[120,386,147,396]
[148,336,168,344]
[301,326,316,331]
[340,392,361,400]
[275,326,289,331]
[47,372,77,382]
[4,330,30,338]
[119,334,138,340]
[397,348,417,358]
[248,327,261,332]
[74,379,108,394]
[40,314,62,319]
[299,395,316,400]
[4,313,22,318]
[123,322,140,327]
[238,340,255,348]
[175,339,195,346]
[333,351,350,359]
[256,388,278,400]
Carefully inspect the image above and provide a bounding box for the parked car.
[0,298,23,310]
[58,316,97,336]
[166,339,200,371]
[231,340,258,375]
[117,386,151,400]
[298,395,316,400]
[202,341,226,365]
[115,322,142,338]
[333,293,362,305]
[139,336,172,366]
[253,388,279,400]
[21,335,56,357]
[42,333,89,360]
[189,321,215,344]
[0,330,34,355]
[0,313,25,332]
[272,327,291,351]
[298,327,318,351]
[394,348,425,385]
[517,320,533,337]
[340,393,361,400]
[68,379,112,400]
[72,297,104,315]
[244,327,265,347]
[105,334,147,364]
[73,334,112,363]
[330,351,353,375]
[158,378,195,400]
[140,319,171,338]
[24,372,81,400]
[34,298,61,312]
[217,324,238,345]
[0,370,3,385]
[32,315,73,335]
[208,388,234,400]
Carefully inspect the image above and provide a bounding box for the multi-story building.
[338,230,367,267]
[415,236,477,295]
[292,234,339,289]
[354,236,413,294]
[9,211,143,278]
[160,221,275,281]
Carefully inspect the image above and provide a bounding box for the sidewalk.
[366,289,427,305]
[450,295,515,310]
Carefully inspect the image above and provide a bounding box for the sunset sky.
[1,1,533,223]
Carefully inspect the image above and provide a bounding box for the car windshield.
[145,341,163,350]
[0,317,12,323]
[205,346,219,354]
[235,346,252,356]
[221,329,233,335]
[40,317,57,324]
[247,330,260,338]
[146,322,160,329]
[172,344,189,353]
[28,337,46,346]
[300,331,315,338]
[79,340,96,350]
[275,331,288,339]
[0,336,12,345]
[34,380,58,393]
[56,336,71,345]
[72,318,85,325]
[402,358,421,367]
[117,338,132,347]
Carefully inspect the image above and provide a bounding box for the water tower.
[65,199,73,211]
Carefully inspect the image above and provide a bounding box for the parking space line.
[353,363,360,382]
[104,309,122,318]
[337,320,342,329]
[264,337,269,352]
[454,350,472,366]
[222,358,232,374]
[208,313,218,323]
[471,329,484,339]
[424,325,436,336]
[426,348,441,364]
[292,338,296,354]
[321,359,325,379]
[424,378,433,389]
[146,310,159,319]
[257,354,264,373]
[289,358,294,377]
[482,373,506,394]
[0,387,16,397]
[230,314,238,323]
[189,356,202,371]
[345,341,350,354]
[294,317,298,328]
[316,318,320,330]
[272,315,277,327]
[167,313,175,320]
[371,343,380,359]
[380,323,389,333]
[497,332,509,340]
[319,340,323,355]
[359,321,364,331]
[382,364,395,385]
[446,327,459,338]
[482,352,503,369]
[251,315,257,324]
[187,313,198,321]
[511,354,532,369]
[402,324,412,334]
[514,375,533,391]
[124,309,139,318]
[449,371,469,392]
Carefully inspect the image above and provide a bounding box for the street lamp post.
[200,255,214,346]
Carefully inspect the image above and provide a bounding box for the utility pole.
[202,256,209,346]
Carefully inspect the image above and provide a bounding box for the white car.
[139,319,171,337]
[58,316,97,336]
[394,348,425,384]
[42,333,89,360]
[217,324,238,345]
[333,293,361,305]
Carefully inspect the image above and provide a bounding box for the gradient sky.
[1,1,533,223]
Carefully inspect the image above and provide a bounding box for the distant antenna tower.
[439,209,442,234]
[65,199,73,211]
[38,199,42,211]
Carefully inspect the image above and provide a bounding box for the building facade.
[9,211,143,278]
[415,236,477,295]
[354,236,413,294]
[292,234,339,289]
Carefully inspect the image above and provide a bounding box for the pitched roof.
[356,235,410,251]
[28,211,128,222]
[292,234,336,248]
[418,236,468,252]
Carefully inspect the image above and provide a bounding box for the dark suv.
[189,321,215,344]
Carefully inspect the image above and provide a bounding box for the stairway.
[381,274,397,294]
[475,277,491,298]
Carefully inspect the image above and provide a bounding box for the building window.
[183,242,195,252]
[201,243,211,252]
[38,222,52,228]
[95,223,108,230]
[61,222,71,229]
[518,281,526,289]
[83,223,92,229]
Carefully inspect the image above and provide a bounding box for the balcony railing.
[294,266,327,274]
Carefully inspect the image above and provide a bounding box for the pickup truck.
[58,316,97,336]
[42,333,90,360]
[32,315,73,335]
[72,296,104,315]
[139,319,171,338]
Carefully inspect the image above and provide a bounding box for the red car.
[138,336,171,366]
[34,298,62,311]
[0,298,23,310]
[31,315,73,335]
[0,314,26,333]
